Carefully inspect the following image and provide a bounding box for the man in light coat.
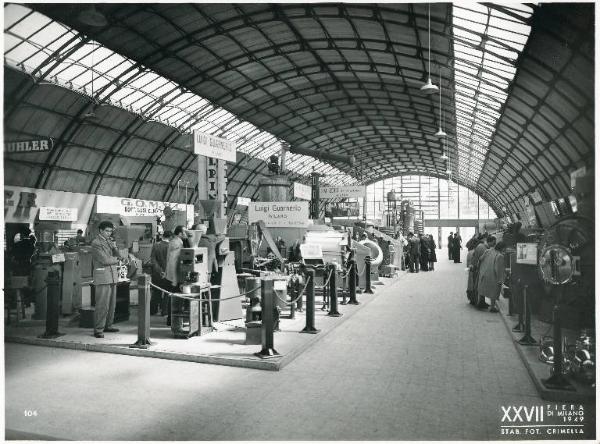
[91,221,125,338]
[477,241,507,313]
[471,235,495,308]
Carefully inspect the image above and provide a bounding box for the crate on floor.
[380,265,399,277]
[79,307,95,328]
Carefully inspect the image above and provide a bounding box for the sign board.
[193,130,236,162]
[96,195,192,218]
[529,190,542,204]
[516,243,538,265]
[236,197,251,207]
[570,166,586,188]
[39,206,78,222]
[293,182,312,200]
[4,186,95,225]
[320,185,366,199]
[274,280,287,291]
[52,253,65,263]
[299,243,323,259]
[4,138,53,154]
[248,201,309,227]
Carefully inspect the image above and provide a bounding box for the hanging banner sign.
[96,195,192,218]
[193,130,237,162]
[248,201,309,227]
[293,182,312,200]
[39,206,78,222]
[236,197,251,207]
[4,138,54,154]
[320,185,366,199]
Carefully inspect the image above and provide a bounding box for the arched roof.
[3,3,594,217]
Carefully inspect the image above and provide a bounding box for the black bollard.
[512,280,525,332]
[364,256,374,294]
[38,271,64,339]
[130,274,153,349]
[289,278,297,320]
[327,264,342,317]
[518,285,537,345]
[347,259,359,305]
[295,277,303,312]
[300,267,320,334]
[255,278,280,358]
[542,296,574,390]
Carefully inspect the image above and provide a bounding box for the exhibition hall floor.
[5,251,596,441]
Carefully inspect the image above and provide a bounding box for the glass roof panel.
[452,3,532,188]
[3,3,356,185]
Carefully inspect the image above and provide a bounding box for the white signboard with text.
[516,243,538,265]
[320,185,366,199]
[96,195,192,218]
[293,182,312,200]
[39,206,78,222]
[193,130,237,162]
[236,197,251,207]
[248,201,309,227]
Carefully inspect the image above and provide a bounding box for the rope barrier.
[274,275,311,306]
[148,281,261,302]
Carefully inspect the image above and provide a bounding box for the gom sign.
[248,201,309,227]
[4,138,54,154]
[320,185,366,199]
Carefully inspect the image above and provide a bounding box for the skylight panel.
[452,4,532,188]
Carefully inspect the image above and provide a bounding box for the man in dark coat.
[150,231,172,315]
[447,232,453,260]
[452,232,462,263]
[407,232,421,273]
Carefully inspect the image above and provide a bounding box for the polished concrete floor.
[4,250,596,440]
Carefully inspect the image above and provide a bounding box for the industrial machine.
[170,246,210,338]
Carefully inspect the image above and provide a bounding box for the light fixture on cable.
[420,4,438,95]
[440,137,448,160]
[434,65,447,137]
[78,5,108,27]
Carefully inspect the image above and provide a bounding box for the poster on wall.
[248,201,309,227]
[193,130,237,162]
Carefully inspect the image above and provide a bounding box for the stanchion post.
[328,263,341,317]
[364,256,374,294]
[38,270,64,339]
[289,279,297,320]
[300,267,319,334]
[130,274,153,349]
[542,293,574,390]
[255,278,280,358]
[512,280,525,332]
[517,285,537,345]
[347,259,359,305]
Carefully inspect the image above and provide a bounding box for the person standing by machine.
[476,241,507,313]
[165,225,186,330]
[150,230,172,316]
[91,221,124,338]
[407,232,421,273]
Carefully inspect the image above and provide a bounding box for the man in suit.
[91,221,125,338]
[407,232,421,273]
[447,232,453,260]
[150,231,173,316]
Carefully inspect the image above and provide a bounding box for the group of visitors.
[405,232,437,272]
[447,232,462,263]
[466,233,507,313]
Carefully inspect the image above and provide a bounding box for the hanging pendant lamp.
[434,66,447,137]
[83,41,97,120]
[440,137,448,160]
[420,4,438,95]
